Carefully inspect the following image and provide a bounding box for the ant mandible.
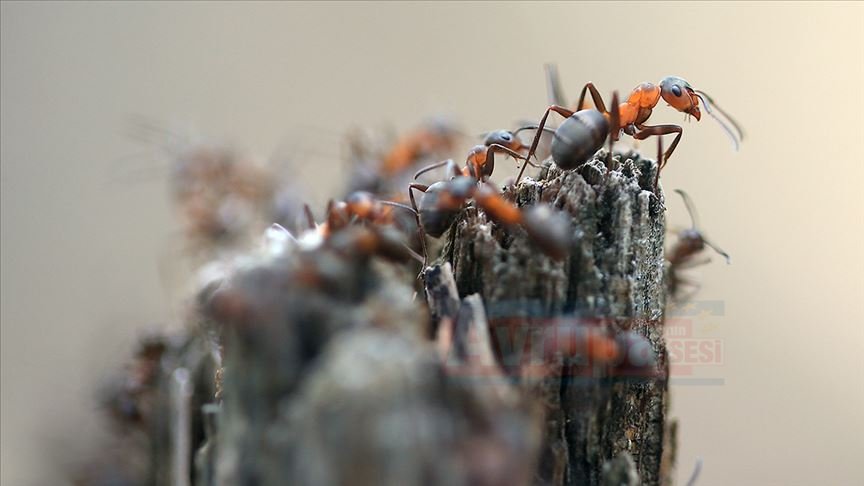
[517,68,743,187]
[667,189,730,301]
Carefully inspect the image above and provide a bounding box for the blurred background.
[1,2,862,485]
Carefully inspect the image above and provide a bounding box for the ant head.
[345,191,377,219]
[483,130,519,149]
[659,76,701,120]
[677,228,706,253]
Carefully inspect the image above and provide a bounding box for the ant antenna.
[702,236,732,265]
[675,189,732,264]
[685,457,703,486]
[414,159,455,181]
[693,91,744,150]
[674,189,701,229]
[703,237,732,264]
[379,200,428,266]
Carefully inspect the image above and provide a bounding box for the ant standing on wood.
[406,130,571,262]
[518,67,743,190]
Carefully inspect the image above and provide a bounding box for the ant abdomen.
[521,205,572,260]
[550,110,609,170]
[417,179,472,238]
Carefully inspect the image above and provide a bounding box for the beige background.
[2,2,862,485]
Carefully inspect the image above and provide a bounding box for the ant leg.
[512,124,556,164]
[303,203,316,230]
[414,159,459,181]
[576,82,608,113]
[606,92,621,170]
[633,124,681,192]
[653,137,664,193]
[633,124,683,167]
[675,277,702,303]
[408,183,430,265]
[517,105,574,184]
[676,256,711,270]
[545,63,568,107]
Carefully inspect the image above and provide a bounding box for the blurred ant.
[283,191,425,264]
[544,322,657,375]
[518,67,743,187]
[100,335,167,427]
[381,118,463,175]
[667,189,730,301]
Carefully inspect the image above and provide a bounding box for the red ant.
[414,128,537,183]
[407,134,570,261]
[518,68,743,188]
[285,191,425,264]
[667,189,730,301]
[545,323,657,374]
[380,118,463,175]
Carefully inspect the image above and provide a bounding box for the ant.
[414,128,537,183]
[667,189,730,301]
[100,335,167,427]
[407,138,570,261]
[518,67,743,188]
[381,118,463,175]
[284,191,425,264]
[545,323,657,374]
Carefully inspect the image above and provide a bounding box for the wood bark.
[442,151,670,485]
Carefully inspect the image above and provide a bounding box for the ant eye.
[501,133,511,141]
[671,85,682,97]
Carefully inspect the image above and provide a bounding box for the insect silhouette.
[667,189,730,300]
[518,66,743,187]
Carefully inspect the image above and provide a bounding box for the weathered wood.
[443,151,669,485]
[207,250,543,486]
[75,149,671,486]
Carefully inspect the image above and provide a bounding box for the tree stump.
[75,150,674,486]
[442,151,669,485]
